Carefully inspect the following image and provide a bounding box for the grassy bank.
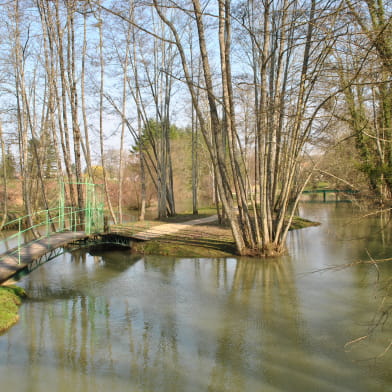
[131,222,237,257]
[289,216,320,230]
[0,285,26,334]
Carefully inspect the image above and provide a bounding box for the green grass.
[194,206,218,215]
[289,216,320,230]
[157,207,217,223]
[132,236,237,258]
[0,285,26,334]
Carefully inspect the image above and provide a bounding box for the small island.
[110,213,318,258]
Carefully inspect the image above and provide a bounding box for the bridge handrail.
[0,205,104,264]
[302,189,359,194]
[2,206,75,229]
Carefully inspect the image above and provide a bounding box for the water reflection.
[0,204,392,391]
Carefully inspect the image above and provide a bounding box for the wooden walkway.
[0,215,219,284]
[0,231,89,284]
[110,215,218,240]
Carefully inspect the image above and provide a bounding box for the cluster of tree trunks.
[0,0,391,255]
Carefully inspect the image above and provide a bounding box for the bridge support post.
[46,210,50,237]
[85,181,93,235]
[59,181,65,231]
[18,218,21,265]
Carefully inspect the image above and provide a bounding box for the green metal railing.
[302,189,359,203]
[0,180,106,264]
[0,205,104,264]
[0,205,104,265]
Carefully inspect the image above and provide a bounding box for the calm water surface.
[0,204,391,391]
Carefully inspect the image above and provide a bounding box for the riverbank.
[0,285,26,334]
[110,215,318,257]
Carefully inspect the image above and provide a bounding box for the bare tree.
[11,0,35,230]
[151,0,336,255]
[0,120,8,229]
[80,1,94,180]
[95,5,117,224]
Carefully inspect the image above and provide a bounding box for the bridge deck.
[110,215,219,241]
[0,231,89,284]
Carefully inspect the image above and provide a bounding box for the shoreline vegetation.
[0,285,26,334]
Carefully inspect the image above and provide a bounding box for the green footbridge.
[302,189,359,202]
[0,181,132,284]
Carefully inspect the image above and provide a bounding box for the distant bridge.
[302,189,359,202]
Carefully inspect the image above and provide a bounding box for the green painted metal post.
[73,206,76,231]
[59,181,65,231]
[85,181,92,234]
[46,210,50,237]
[18,218,21,265]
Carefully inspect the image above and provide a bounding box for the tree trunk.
[97,7,117,224]
[66,2,84,226]
[0,121,8,229]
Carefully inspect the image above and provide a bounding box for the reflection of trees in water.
[16,253,370,391]
[25,257,299,390]
[22,248,141,298]
[378,210,392,247]
[351,209,392,260]
[136,255,182,390]
[207,257,304,391]
[15,248,143,389]
[128,257,302,390]
[21,253,178,390]
[346,261,392,361]
[325,206,392,259]
[21,279,127,390]
[90,248,141,270]
[326,208,392,360]
[142,254,177,275]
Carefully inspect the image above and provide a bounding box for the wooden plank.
[110,215,219,241]
[0,231,89,284]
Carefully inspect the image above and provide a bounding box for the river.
[0,204,391,391]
